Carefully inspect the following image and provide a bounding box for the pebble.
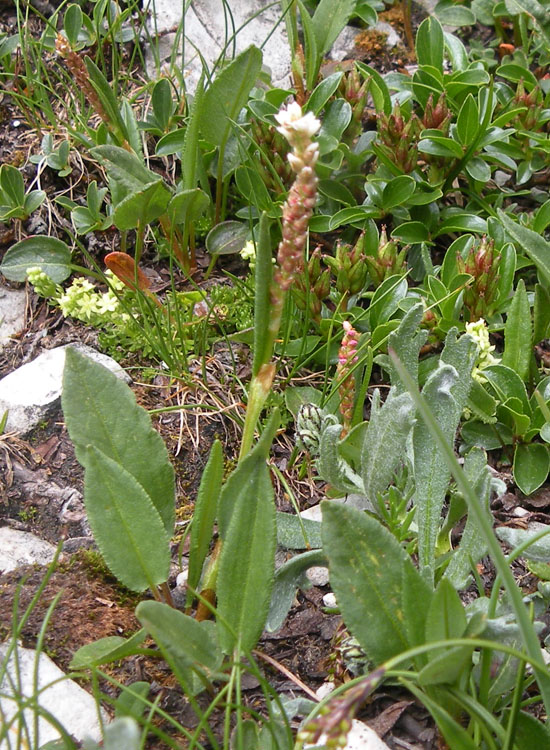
[0,285,26,351]
[0,527,58,573]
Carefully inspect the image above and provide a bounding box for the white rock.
[306,565,329,587]
[513,506,529,517]
[372,21,402,49]
[329,25,362,61]
[0,642,107,749]
[176,568,189,587]
[305,720,391,750]
[0,285,26,351]
[300,505,323,523]
[323,592,337,608]
[144,0,292,90]
[0,344,131,434]
[0,527,58,573]
[315,682,334,700]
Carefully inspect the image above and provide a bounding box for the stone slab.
[0,285,26,351]
[144,0,292,90]
[0,642,106,749]
[0,527,58,573]
[0,344,131,435]
[305,719,391,750]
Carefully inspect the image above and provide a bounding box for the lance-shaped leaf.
[380,303,428,394]
[322,501,418,664]
[186,440,223,608]
[199,46,262,147]
[266,549,328,632]
[83,446,171,592]
[62,348,175,534]
[414,364,460,585]
[502,278,532,383]
[318,423,364,497]
[136,601,221,693]
[216,414,278,653]
[498,209,550,287]
[91,145,163,205]
[361,389,415,509]
[445,447,491,589]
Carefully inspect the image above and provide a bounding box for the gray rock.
[0,344,131,435]
[0,527,58,573]
[0,285,26,351]
[0,642,107,749]
[145,0,292,90]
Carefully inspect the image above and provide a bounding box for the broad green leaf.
[62,348,175,533]
[311,0,355,55]
[167,188,210,226]
[235,166,275,213]
[496,63,538,89]
[186,440,223,606]
[322,501,413,663]
[444,31,468,72]
[319,424,363,495]
[83,447,171,591]
[156,128,186,156]
[513,443,550,495]
[392,221,430,243]
[482,364,530,413]
[381,175,416,209]
[199,46,262,146]
[418,135,464,159]
[496,522,550,561]
[418,645,473,686]
[266,549,327,632]
[435,214,487,236]
[465,156,491,182]
[151,77,173,131]
[70,630,146,669]
[182,72,205,190]
[296,0,319,91]
[0,236,72,282]
[85,58,128,144]
[206,220,249,256]
[498,210,550,287]
[113,180,171,230]
[416,17,444,72]
[368,274,408,330]
[91,145,160,204]
[502,279,531,382]
[426,578,467,643]
[356,62,392,115]
[136,601,219,670]
[507,710,550,748]
[276,511,322,550]
[216,448,276,653]
[402,561,433,666]
[435,1,476,25]
[461,419,513,448]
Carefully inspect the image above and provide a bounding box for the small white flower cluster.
[274,101,321,172]
[26,267,62,299]
[239,239,275,270]
[465,319,500,382]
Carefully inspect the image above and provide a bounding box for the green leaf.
[136,601,220,688]
[406,683,479,750]
[252,213,274,374]
[391,221,430,243]
[355,62,392,115]
[385,303,428,394]
[322,502,413,663]
[70,630,146,669]
[368,274,408,330]
[217,455,276,653]
[167,188,210,226]
[151,78,173,132]
[435,214,487,236]
[414,365,460,584]
[199,46,262,146]
[514,443,550,495]
[296,0,319,91]
[418,136,464,159]
[266,549,327,632]
[506,711,550,749]
[91,145,161,204]
[498,210,550,287]
[182,72,205,190]
[186,440,223,606]
[465,156,491,182]
[534,284,550,345]
[361,390,415,508]
[496,522,550,561]
[113,180,171,230]
[156,129,186,156]
[206,220,249,256]
[461,419,513,448]
[426,578,467,642]
[85,57,129,144]
[434,1,476,25]
[381,175,416,209]
[496,63,538,89]
[502,279,531,382]
[482,364,530,413]
[62,348,175,533]
[402,561,434,663]
[311,0,355,55]
[306,72,344,114]
[0,236,72,282]
[418,645,473,686]
[416,17,444,72]
[276,511,322,550]
[457,95,479,147]
[83,446,171,591]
